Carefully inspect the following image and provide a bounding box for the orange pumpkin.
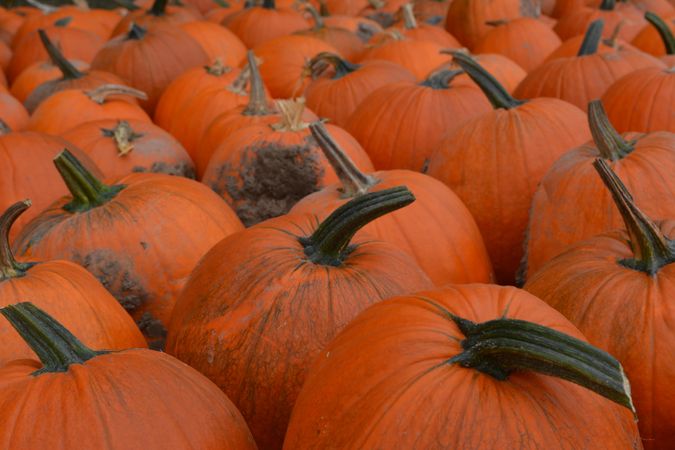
[223,0,309,48]
[10,58,89,104]
[544,24,636,62]
[427,52,591,284]
[179,20,247,67]
[296,5,366,61]
[555,0,646,41]
[112,0,201,37]
[166,187,433,450]
[525,160,675,450]
[0,92,28,131]
[435,50,528,93]
[392,3,461,48]
[13,150,243,349]
[11,6,118,44]
[632,11,675,56]
[0,302,257,449]
[444,0,522,48]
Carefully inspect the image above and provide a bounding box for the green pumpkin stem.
[38,29,83,80]
[0,119,11,135]
[593,158,675,274]
[578,20,605,56]
[588,100,634,161]
[242,51,270,116]
[305,4,324,29]
[448,313,635,413]
[128,23,147,40]
[300,186,414,266]
[148,0,168,16]
[0,201,34,280]
[600,0,615,10]
[421,69,464,89]
[53,150,125,213]
[308,52,361,79]
[645,12,675,55]
[451,51,524,109]
[0,302,106,375]
[263,0,275,9]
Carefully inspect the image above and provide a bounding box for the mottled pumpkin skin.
[0,350,257,449]
[0,260,146,365]
[428,98,591,285]
[13,173,243,349]
[523,132,675,280]
[166,213,432,450]
[525,223,675,450]
[283,284,641,450]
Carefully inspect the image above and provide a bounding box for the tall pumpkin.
[167,187,433,450]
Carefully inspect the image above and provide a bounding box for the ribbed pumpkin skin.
[166,213,433,450]
[9,59,89,103]
[544,36,633,62]
[434,53,527,93]
[223,6,309,48]
[0,260,146,365]
[13,173,244,349]
[427,99,591,285]
[291,170,494,286]
[0,350,257,449]
[523,132,675,280]
[524,224,675,450]
[514,49,665,109]
[111,5,201,37]
[554,5,645,41]
[345,81,491,171]
[283,284,641,450]
[359,39,449,81]
[180,21,247,67]
[444,0,522,48]
[0,91,27,130]
[601,67,675,133]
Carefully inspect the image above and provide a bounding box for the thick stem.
[588,100,633,161]
[242,50,270,116]
[308,52,361,79]
[85,84,148,104]
[593,159,675,274]
[38,29,83,80]
[309,122,378,198]
[262,0,274,9]
[401,3,417,29]
[128,23,147,40]
[448,314,635,413]
[148,0,168,16]
[578,19,605,56]
[305,4,324,30]
[421,69,464,89]
[53,149,125,213]
[599,0,615,10]
[300,186,414,266]
[645,12,675,55]
[0,201,34,280]
[101,120,144,156]
[451,51,524,109]
[0,303,105,375]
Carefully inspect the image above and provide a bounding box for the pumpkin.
[392,3,461,48]
[284,284,639,449]
[112,0,201,37]
[413,0,453,22]
[0,7,26,45]
[632,11,675,56]
[0,93,28,131]
[0,201,146,365]
[291,122,494,285]
[202,99,373,226]
[346,68,491,171]
[544,21,636,62]
[427,52,591,284]
[11,6,117,44]
[223,0,309,48]
[27,84,151,136]
[166,187,433,450]
[24,29,124,113]
[435,49,527,93]
[444,0,523,48]
[520,100,675,281]
[515,19,665,110]
[13,150,243,349]
[639,11,675,65]
[61,119,195,179]
[296,5,366,61]
[525,159,675,450]
[554,0,646,41]
[322,14,383,41]
[179,20,247,67]
[9,58,89,104]
[0,302,257,449]
[91,23,209,114]
[474,17,562,72]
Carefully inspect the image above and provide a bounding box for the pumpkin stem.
[0,302,106,375]
[588,100,634,161]
[148,0,168,15]
[242,50,270,116]
[599,0,615,10]
[38,29,83,80]
[0,119,11,135]
[128,23,147,40]
[309,122,378,198]
[308,52,361,80]
[25,0,57,13]
[227,65,252,95]
[300,186,414,266]
[578,19,605,56]
[448,313,635,413]
[401,3,418,29]
[451,51,524,109]
[421,69,464,89]
[593,158,675,274]
[53,149,125,213]
[645,12,675,55]
[262,0,275,8]
[0,201,34,280]
[603,20,624,49]
[271,99,309,132]
[53,16,73,27]
[101,120,144,156]
[485,19,508,26]
[85,84,148,105]
[205,58,232,76]
[305,4,324,30]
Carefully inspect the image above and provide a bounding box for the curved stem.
[421,69,464,89]
[593,159,675,274]
[309,122,378,198]
[38,29,83,80]
[578,20,605,56]
[263,0,275,9]
[85,84,148,105]
[300,186,414,266]
[588,100,633,161]
[53,150,125,213]
[101,120,144,156]
[0,201,34,280]
[451,51,524,109]
[148,0,168,16]
[128,23,147,40]
[401,3,417,29]
[242,50,270,116]
[0,303,105,375]
[645,12,675,55]
[305,4,324,30]
[308,52,361,79]
[448,314,635,413]
[599,0,615,10]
